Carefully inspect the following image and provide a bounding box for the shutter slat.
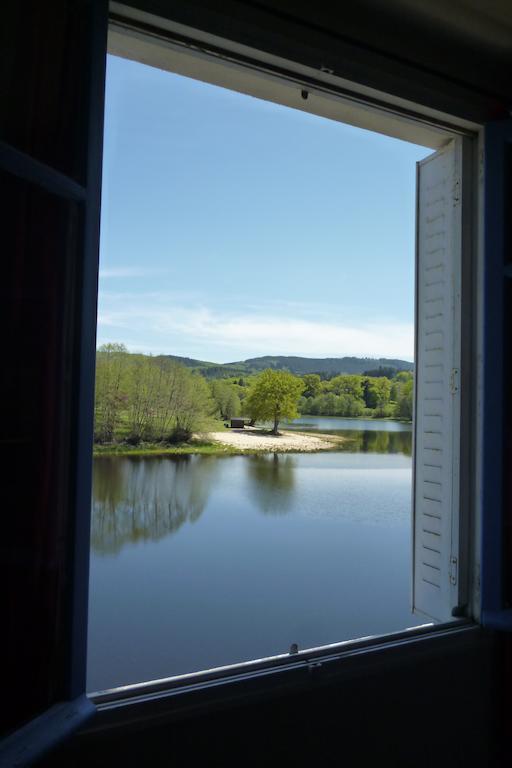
[422,531,442,550]
[422,548,442,570]
[424,348,445,366]
[423,465,442,483]
[421,514,442,536]
[413,140,462,622]
[421,563,441,587]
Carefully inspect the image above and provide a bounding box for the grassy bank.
[93,418,231,456]
[93,438,239,457]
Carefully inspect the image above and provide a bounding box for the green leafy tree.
[395,377,414,420]
[364,377,392,410]
[94,343,129,442]
[126,353,160,441]
[243,369,305,434]
[95,347,216,444]
[395,370,414,383]
[301,373,321,399]
[338,394,365,417]
[171,370,214,441]
[320,392,338,415]
[328,374,364,399]
[211,380,241,420]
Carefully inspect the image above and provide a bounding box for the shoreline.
[206,427,344,453]
[93,428,347,457]
[92,415,412,458]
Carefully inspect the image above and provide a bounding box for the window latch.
[450,556,458,585]
[450,368,459,394]
[453,178,461,206]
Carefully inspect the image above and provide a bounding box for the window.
[85,7,481,705]
[3,4,510,763]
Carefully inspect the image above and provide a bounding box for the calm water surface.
[87,416,423,692]
[286,415,412,433]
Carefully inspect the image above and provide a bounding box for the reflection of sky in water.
[292,467,412,526]
[285,415,412,432]
[88,421,420,692]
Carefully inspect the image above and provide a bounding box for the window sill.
[84,620,482,735]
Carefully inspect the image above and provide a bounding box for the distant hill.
[156,354,216,369]
[231,356,413,375]
[162,354,413,379]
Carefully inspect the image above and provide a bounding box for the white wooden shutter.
[412,139,462,623]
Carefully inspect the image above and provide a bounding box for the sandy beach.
[205,426,342,452]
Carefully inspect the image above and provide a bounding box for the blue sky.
[98,54,431,362]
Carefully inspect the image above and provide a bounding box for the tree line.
[297,372,413,420]
[94,344,213,444]
[199,368,413,426]
[94,345,413,445]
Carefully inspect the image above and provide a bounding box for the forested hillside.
[162,353,413,378]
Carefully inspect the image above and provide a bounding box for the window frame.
[87,623,481,734]
[84,2,485,728]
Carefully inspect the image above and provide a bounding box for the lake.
[87,416,424,692]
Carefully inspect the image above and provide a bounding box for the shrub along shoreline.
[93,439,237,457]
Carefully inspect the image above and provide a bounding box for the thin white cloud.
[99,266,171,278]
[97,293,414,361]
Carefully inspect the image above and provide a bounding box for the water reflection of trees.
[245,454,297,515]
[91,431,411,552]
[91,456,216,555]
[340,430,412,456]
